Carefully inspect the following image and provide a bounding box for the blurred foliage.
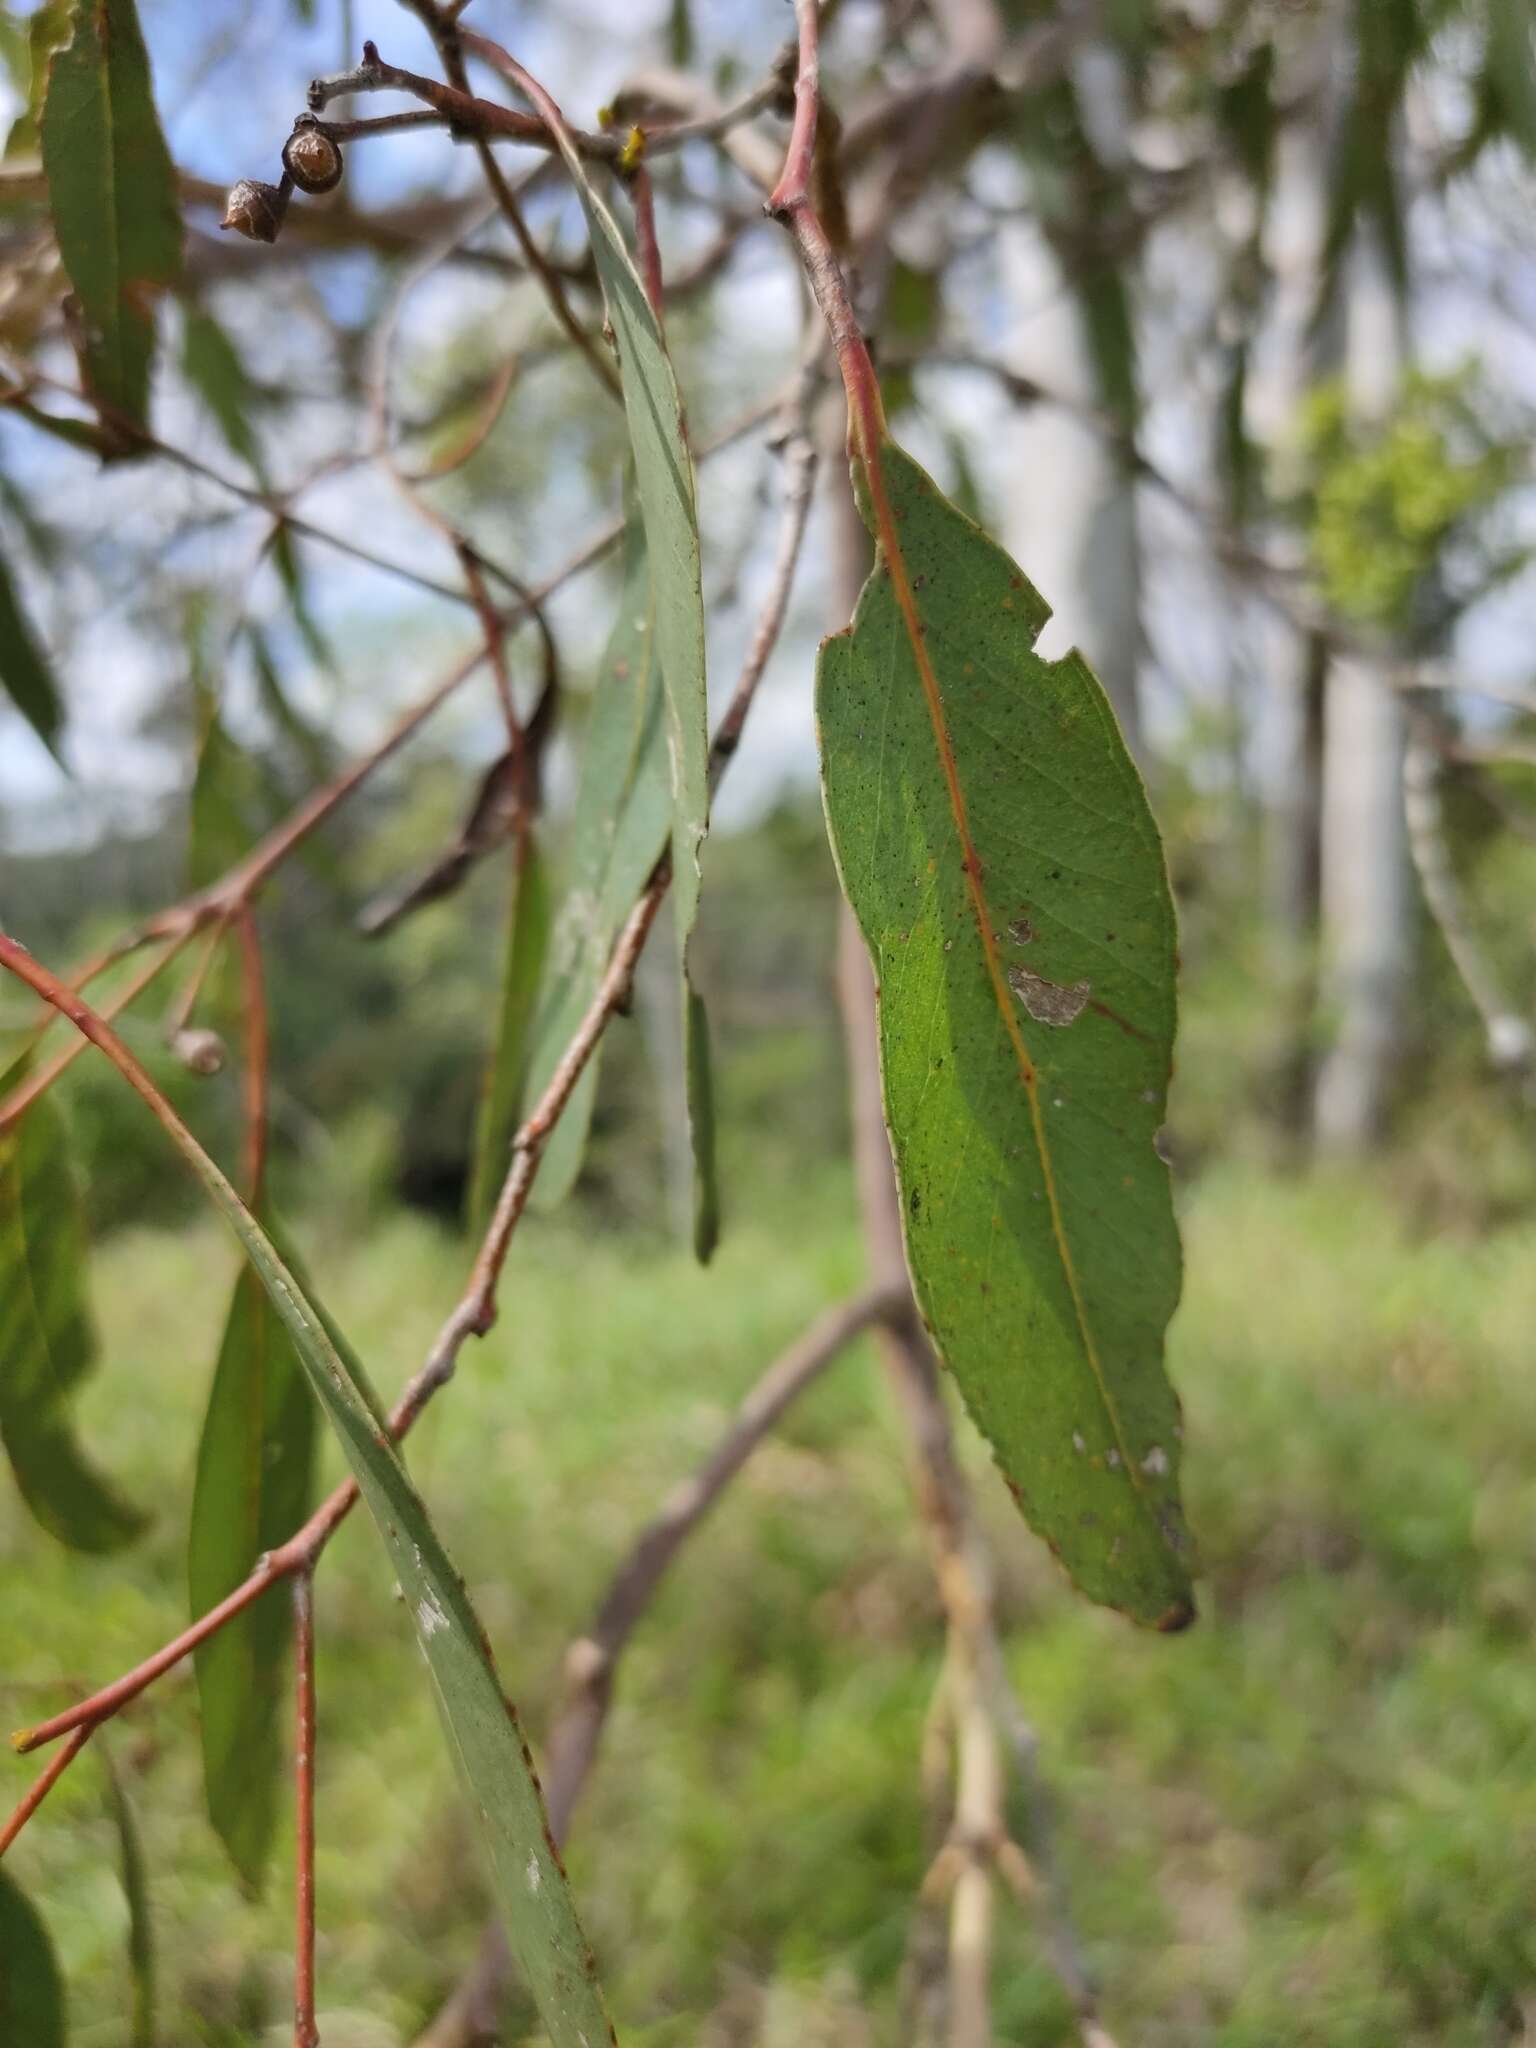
[1297,365,1528,635]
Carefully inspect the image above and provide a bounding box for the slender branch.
[399,1,622,401]
[0,1726,92,1857]
[303,37,779,171]
[0,355,488,610]
[708,376,821,791]
[293,1569,319,2048]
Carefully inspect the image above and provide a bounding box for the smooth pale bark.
[1001,224,1144,762]
[1313,240,1411,1151]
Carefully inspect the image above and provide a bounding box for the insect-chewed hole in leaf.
[1007,964,1090,1028]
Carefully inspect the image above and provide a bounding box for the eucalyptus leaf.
[0,1868,65,2048]
[526,511,670,1210]
[182,303,264,475]
[189,1255,317,1892]
[0,544,63,757]
[536,116,708,942]
[469,835,551,1230]
[819,439,1193,1628]
[40,0,181,436]
[0,1057,146,1551]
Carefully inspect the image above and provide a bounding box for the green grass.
[4,1161,1536,2044]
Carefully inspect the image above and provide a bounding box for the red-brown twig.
[233,906,270,1202]
[293,1569,319,2048]
[0,1726,91,1857]
[400,0,622,403]
[0,932,191,1134]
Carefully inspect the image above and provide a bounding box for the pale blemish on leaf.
[1008,963,1091,1028]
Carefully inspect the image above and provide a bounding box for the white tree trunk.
[1001,225,1143,761]
[1313,243,1411,1151]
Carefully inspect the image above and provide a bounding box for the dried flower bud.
[171,1027,227,1077]
[282,120,344,196]
[221,178,289,244]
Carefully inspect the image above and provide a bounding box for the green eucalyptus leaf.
[188,678,265,892]
[526,510,670,1210]
[0,544,63,757]
[189,1253,317,1892]
[0,1868,65,2048]
[818,438,1193,1628]
[266,526,333,675]
[39,0,182,437]
[0,1057,146,1551]
[468,835,551,1231]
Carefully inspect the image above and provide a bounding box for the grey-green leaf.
[40,0,182,436]
[526,511,670,1210]
[0,1868,65,2048]
[0,1058,146,1551]
[468,835,551,1231]
[189,1256,317,1891]
[541,125,708,942]
[118,1046,613,2046]
[0,544,63,757]
[818,439,1192,1628]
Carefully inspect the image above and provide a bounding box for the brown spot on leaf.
[1008,964,1090,1027]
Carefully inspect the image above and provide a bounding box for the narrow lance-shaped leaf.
[69,1016,614,2047]
[0,1056,146,1551]
[182,302,264,475]
[0,544,63,758]
[528,94,708,940]
[525,509,670,1210]
[0,1868,65,2048]
[101,1747,155,2048]
[189,1252,317,1891]
[468,834,551,1230]
[39,0,182,436]
[818,439,1193,1628]
[685,984,719,1263]
[188,670,267,891]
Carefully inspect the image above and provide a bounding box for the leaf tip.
[1154,1593,1197,1634]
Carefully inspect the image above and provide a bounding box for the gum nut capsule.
[171,1027,227,1077]
[221,179,289,243]
[282,122,344,195]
